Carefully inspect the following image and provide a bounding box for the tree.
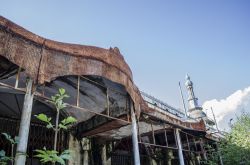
[204,112,250,165]
[35,88,77,165]
[220,112,250,165]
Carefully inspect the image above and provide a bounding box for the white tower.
[185,74,206,119]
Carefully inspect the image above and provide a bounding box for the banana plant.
[35,88,77,165]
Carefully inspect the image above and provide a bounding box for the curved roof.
[0,16,142,111]
[0,16,206,132]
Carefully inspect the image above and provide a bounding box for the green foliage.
[59,116,77,130]
[203,112,250,165]
[0,150,12,165]
[34,88,76,165]
[35,148,71,165]
[201,144,220,165]
[51,88,69,111]
[34,114,53,129]
[35,88,76,132]
[0,133,19,165]
[219,112,250,165]
[1,133,19,145]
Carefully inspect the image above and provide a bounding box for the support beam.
[175,129,185,165]
[106,88,110,116]
[76,76,80,107]
[15,67,21,89]
[131,107,141,165]
[15,78,35,165]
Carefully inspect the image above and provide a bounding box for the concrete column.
[106,142,112,165]
[150,158,157,165]
[15,78,35,165]
[68,134,81,165]
[82,138,90,165]
[101,144,107,165]
[83,150,88,165]
[131,108,141,165]
[175,129,185,165]
[167,149,174,165]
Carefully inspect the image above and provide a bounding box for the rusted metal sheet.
[0,16,142,114]
[142,104,206,131]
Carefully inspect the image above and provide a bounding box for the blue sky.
[1,0,250,111]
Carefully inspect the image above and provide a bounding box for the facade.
[0,16,220,165]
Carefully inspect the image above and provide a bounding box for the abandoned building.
[0,16,221,165]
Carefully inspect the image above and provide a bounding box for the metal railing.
[140,91,185,118]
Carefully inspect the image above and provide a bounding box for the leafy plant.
[202,112,250,165]
[0,150,12,165]
[35,88,77,165]
[0,133,19,165]
[35,148,71,165]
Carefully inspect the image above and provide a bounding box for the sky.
[1,0,250,130]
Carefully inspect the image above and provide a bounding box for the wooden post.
[131,106,141,165]
[15,78,35,165]
[175,129,185,165]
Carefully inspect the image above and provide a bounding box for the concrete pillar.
[101,144,107,165]
[167,149,174,165]
[68,134,81,165]
[150,158,157,165]
[82,138,90,165]
[83,150,88,165]
[15,78,35,165]
[106,142,112,165]
[175,129,185,165]
[131,108,141,165]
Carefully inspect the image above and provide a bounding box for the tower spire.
[185,74,206,119]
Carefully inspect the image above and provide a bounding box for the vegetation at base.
[35,88,77,165]
[0,133,19,165]
[203,112,250,165]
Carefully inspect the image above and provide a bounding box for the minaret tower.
[185,74,206,119]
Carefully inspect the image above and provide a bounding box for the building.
[0,16,221,165]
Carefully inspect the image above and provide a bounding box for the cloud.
[202,86,250,131]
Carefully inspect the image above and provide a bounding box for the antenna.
[211,107,219,132]
[178,82,188,118]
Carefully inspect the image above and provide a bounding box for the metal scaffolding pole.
[175,129,185,165]
[131,106,141,165]
[15,78,35,165]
